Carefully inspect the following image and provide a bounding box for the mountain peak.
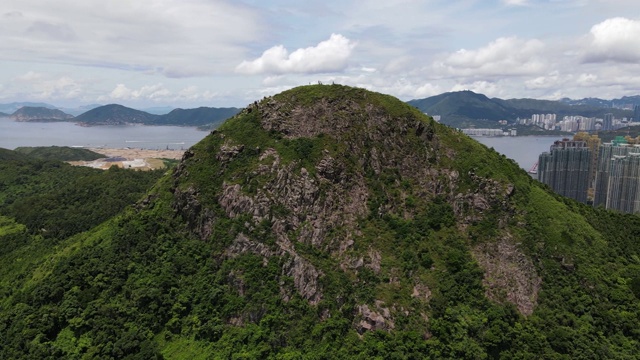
[3,84,640,358]
[74,104,159,125]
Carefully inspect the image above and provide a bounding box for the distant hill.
[0,112,9,117]
[497,98,631,119]
[10,106,74,122]
[0,102,57,114]
[13,146,104,161]
[74,104,160,125]
[407,91,516,127]
[74,104,239,127]
[560,95,640,109]
[155,106,240,127]
[408,91,634,127]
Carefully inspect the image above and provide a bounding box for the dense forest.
[1,85,639,359]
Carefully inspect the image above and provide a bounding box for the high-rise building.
[603,113,614,131]
[538,139,591,203]
[573,132,601,189]
[605,153,640,213]
[634,105,640,122]
[594,137,640,213]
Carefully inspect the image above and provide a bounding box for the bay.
[0,117,208,150]
[473,135,563,171]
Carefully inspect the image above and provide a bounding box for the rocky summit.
[1,84,640,359]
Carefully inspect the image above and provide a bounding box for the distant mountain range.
[559,95,640,109]
[2,91,640,129]
[1,103,241,128]
[408,91,637,128]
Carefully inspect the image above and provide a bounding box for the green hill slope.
[1,85,640,359]
[14,146,104,161]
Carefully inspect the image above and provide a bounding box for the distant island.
[1,103,241,128]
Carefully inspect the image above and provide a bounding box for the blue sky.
[0,0,639,109]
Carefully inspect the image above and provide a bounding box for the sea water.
[0,118,208,151]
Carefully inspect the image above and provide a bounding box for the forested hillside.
[14,146,104,161]
[1,85,639,359]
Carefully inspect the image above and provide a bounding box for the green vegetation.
[1,85,640,358]
[0,151,164,239]
[14,146,105,161]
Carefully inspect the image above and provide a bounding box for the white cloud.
[100,83,220,104]
[15,71,43,81]
[583,17,640,63]
[437,37,546,77]
[13,71,83,99]
[236,34,355,75]
[576,73,598,86]
[451,81,502,98]
[502,0,529,6]
[105,83,171,101]
[0,0,263,77]
[525,71,564,90]
[108,84,133,100]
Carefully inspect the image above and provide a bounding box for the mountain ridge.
[409,91,634,127]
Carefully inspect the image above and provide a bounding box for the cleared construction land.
[68,148,185,170]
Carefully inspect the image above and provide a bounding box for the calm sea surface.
[474,135,562,171]
[0,118,208,151]
[1,117,561,170]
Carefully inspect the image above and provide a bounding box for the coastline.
[87,147,185,160]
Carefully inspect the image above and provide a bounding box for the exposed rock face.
[169,85,537,331]
[472,236,542,316]
[172,186,216,241]
[355,301,395,334]
[454,171,516,226]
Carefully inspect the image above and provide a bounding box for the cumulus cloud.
[583,17,640,63]
[106,84,171,101]
[437,37,546,77]
[101,83,220,104]
[451,81,502,97]
[524,71,564,90]
[13,71,83,99]
[236,34,355,75]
